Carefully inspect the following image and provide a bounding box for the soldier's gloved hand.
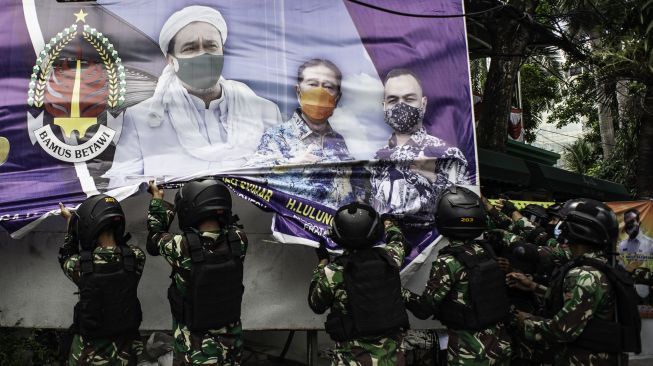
[484,229,504,246]
[315,239,330,264]
[405,291,431,320]
[58,244,78,269]
[500,199,518,216]
[146,232,162,256]
[525,226,549,246]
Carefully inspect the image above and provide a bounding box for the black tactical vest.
[324,248,409,342]
[438,243,510,330]
[547,256,641,354]
[168,230,244,332]
[74,245,142,340]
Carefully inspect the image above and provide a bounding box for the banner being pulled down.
[0,0,478,273]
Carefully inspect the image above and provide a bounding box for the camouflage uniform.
[417,240,512,366]
[309,224,407,366]
[518,252,621,366]
[148,198,248,366]
[486,228,572,364]
[62,233,145,366]
[489,228,571,267]
[486,207,535,236]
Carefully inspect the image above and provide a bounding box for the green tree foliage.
[549,0,652,195]
[561,138,595,174]
[0,328,60,366]
[586,82,644,194]
[548,69,598,129]
[520,62,561,142]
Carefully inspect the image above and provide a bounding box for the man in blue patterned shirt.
[247,59,358,208]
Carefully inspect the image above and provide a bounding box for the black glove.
[315,239,330,262]
[484,229,505,247]
[379,213,398,224]
[488,208,512,230]
[405,292,432,320]
[66,213,79,241]
[146,232,162,256]
[58,244,78,269]
[525,226,549,246]
[500,200,518,216]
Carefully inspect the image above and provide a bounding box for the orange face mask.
[299,87,337,123]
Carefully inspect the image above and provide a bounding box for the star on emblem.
[74,9,88,23]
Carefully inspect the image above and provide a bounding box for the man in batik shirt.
[371,68,469,225]
[247,59,359,208]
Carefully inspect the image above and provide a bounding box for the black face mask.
[625,221,640,239]
[384,102,423,134]
[173,53,224,90]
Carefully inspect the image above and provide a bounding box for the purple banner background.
[344,0,477,179]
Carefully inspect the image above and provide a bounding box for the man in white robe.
[105,5,282,187]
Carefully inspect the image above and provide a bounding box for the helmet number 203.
[460,217,475,223]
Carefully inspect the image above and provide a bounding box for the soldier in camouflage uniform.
[418,240,513,365]
[508,198,629,365]
[484,218,572,365]
[309,203,410,366]
[409,187,512,366]
[58,200,145,366]
[147,180,248,366]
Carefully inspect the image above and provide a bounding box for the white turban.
[158,5,228,56]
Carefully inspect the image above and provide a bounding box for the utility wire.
[535,130,569,149]
[536,128,617,147]
[346,0,507,18]
[537,128,584,140]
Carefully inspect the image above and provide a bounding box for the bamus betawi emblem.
[27,9,126,163]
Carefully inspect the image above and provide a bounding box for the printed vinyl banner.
[608,201,653,269]
[0,0,477,270]
[607,201,653,314]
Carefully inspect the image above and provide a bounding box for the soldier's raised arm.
[146,181,176,254]
[381,216,410,267]
[58,202,81,283]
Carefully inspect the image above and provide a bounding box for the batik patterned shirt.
[247,110,352,167]
[247,111,359,208]
[370,128,469,225]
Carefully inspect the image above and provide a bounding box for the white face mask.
[553,221,563,239]
[635,284,650,299]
